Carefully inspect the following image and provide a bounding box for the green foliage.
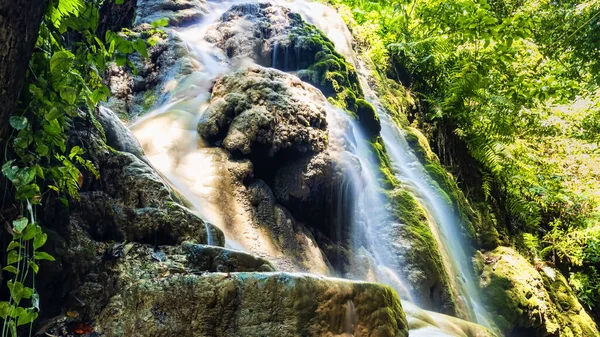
[331,0,600,314]
[1,0,151,334]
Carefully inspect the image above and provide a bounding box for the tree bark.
[98,0,137,41]
[0,0,48,163]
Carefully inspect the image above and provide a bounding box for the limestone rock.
[198,67,328,156]
[205,2,362,98]
[183,242,276,272]
[97,272,409,337]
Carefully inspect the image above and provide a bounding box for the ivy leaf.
[12,218,28,234]
[28,261,39,274]
[7,241,21,251]
[14,167,36,188]
[115,0,125,4]
[33,233,48,250]
[21,287,34,299]
[132,39,149,58]
[2,266,19,275]
[2,161,18,181]
[7,251,22,265]
[23,224,40,241]
[9,116,28,130]
[15,184,40,201]
[50,50,75,74]
[7,281,24,303]
[17,308,37,326]
[34,252,55,261]
[0,302,12,320]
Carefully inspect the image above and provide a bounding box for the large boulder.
[97,272,409,337]
[475,247,599,336]
[204,2,362,99]
[198,66,328,156]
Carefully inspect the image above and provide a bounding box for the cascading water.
[126,0,498,335]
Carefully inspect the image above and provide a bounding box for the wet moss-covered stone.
[477,247,599,336]
[97,272,409,337]
[404,127,477,242]
[385,189,456,316]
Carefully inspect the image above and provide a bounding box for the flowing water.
[128,0,497,334]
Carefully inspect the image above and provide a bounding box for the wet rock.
[183,242,275,272]
[135,0,207,27]
[198,67,328,156]
[97,272,409,337]
[477,247,599,336]
[98,107,146,161]
[205,2,362,98]
[384,189,457,317]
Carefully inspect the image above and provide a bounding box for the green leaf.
[60,86,78,104]
[12,218,28,234]
[7,251,22,265]
[9,116,28,130]
[151,18,169,28]
[13,167,36,188]
[69,146,82,160]
[28,261,39,274]
[2,266,18,275]
[21,287,34,299]
[33,233,47,250]
[23,224,40,241]
[34,252,55,261]
[132,39,149,58]
[7,281,24,303]
[7,241,21,251]
[90,85,111,104]
[45,107,64,121]
[2,160,18,181]
[115,53,127,66]
[116,0,125,4]
[17,308,37,326]
[50,50,75,74]
[36,142,49,157]
[0,302,12,320]
[15,184,40,201]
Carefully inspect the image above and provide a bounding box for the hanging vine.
[0,0,149,335]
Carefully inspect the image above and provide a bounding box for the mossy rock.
[97,272,409,337]
[385,189,457,315]
[355,99,381,136]
[477,247,599,336]
[404,127,478,243]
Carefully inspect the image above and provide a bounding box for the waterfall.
[125,0,498,335]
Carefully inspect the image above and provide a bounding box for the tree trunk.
[98,0,137,41]
[0,0,48,163]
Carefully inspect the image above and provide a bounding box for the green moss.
[387,188,457,314]
[141,89,158,111]
[355,99,381,136]
[404,127,477,242]
[371,137,399,189]
[479,247,600,336]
